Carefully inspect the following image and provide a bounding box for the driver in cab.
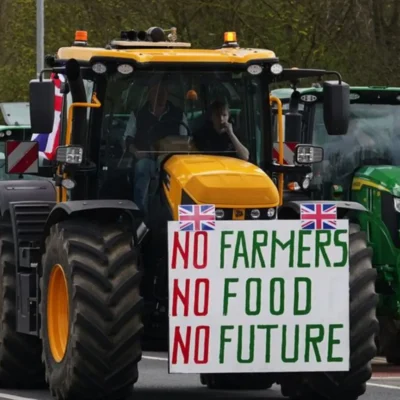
[193,100,249,161]
[123,82,188,212]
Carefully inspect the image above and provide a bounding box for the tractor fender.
[43,199,148,247]
[279,200,368,219]
[0,179,56,217]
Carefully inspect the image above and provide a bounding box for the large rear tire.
[40,219,143,400]
[0,216,45,388]
[281,223,379,400]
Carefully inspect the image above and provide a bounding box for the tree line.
[0,0,399,104]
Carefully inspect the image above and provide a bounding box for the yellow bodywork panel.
[163,155,279,220]
[352,177,390,193]
[57,46,276,64]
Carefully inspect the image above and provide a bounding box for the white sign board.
[168,205,349,374]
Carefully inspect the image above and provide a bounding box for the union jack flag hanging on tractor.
[300,203,337,230]
[178,204,216,231]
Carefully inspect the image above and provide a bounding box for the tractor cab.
[28,29,349,219]
[273,86,400,200]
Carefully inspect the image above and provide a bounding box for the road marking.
[371,377,400,380]
[367,382,400,390]
[0,394,39,400]
[143,355,168,361]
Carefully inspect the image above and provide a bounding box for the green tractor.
[272,85,400,364]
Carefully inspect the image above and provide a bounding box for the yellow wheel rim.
[47,264,70,362]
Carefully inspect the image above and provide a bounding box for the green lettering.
[237,325,254,363]
[298,230,311,268]
[305,324,325,362]
[315,231,331,267]
[270,278,284,315]
[251,230,268,268]
[281,325,299,362]
[233,231,249,268]
[219,325,234,363]
[328,324,344,362]
[257,324,278,362]
[245,278,262,316]
[293,277,312,315]
[333,230,348,267]
[271,230,295,268]
[220,231,234,268]
[222,278,238,315]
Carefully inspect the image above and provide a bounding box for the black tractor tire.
[200,373,274,390]
[378,316,400,365]
[280,223,378,400]
[0,215,45,388]
[40,219,143,400]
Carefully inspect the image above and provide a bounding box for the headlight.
[250,209,261,219]
[394,198,400,212]
[295,145,324,164]
[270,63,283,75]
[61,178,76,189]
[267,208,276,218]
[56,145,83,164]
[302,173,313,190]
[216,209,225,219]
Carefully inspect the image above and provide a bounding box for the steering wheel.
[140,119,193,157]
[146,118,192,142]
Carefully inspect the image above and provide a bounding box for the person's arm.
[223,122,250,161]
[124,111,137,141]
[179,113,189,136]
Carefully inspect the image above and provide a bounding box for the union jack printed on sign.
[300,203,337,230]
[178,204,216,231]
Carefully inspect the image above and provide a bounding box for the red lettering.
[171,326,191,364]
[193,231,208,269]
[171,325,210,365]
[171,231,190,269]
[194,326,210,364]
[171,278,209,317]
[172,279,190,316]
[194,279,209,316]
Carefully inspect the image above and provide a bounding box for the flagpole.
[36,0,44,78]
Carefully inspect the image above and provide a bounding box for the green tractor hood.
[354,165,400,197]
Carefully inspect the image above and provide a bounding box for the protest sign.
[168,205,350,374]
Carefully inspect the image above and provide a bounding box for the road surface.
[0,355,397,400]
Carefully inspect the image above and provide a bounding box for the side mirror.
[295,144,324,164]
[29,79,55,134]
[323,80,350,135]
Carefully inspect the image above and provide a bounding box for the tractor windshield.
[311,103,400,183]
[99,70,264,170]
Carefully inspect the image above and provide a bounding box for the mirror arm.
[38,67,66,82]
[324,71,343,84]
[288,90,300,113]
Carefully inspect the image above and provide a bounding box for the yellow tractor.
[0,28,377,400]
